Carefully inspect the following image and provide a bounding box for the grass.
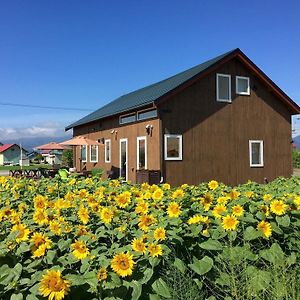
[0,164,51,171]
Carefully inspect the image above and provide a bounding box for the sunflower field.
[0,175,300,300]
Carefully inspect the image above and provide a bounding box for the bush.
[292,149,300,168]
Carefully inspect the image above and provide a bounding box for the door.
[120,138,128,180]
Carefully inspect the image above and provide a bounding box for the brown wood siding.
[73,116,161,182]
[159,57,292,186]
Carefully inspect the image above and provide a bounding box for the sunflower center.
[119,259,129,270]
[48,277,64,292]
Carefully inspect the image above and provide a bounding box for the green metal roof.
[66,49,237,130]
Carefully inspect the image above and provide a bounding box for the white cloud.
[0,122,70,140]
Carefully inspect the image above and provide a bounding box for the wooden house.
[66,49,300,186]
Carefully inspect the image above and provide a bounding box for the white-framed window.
[236,76,250,95]
[249,140,264,167]
[80,145,87,162]
[137,136,147,170]
[164,134,182,161]
[90,145,98,163]
[216,73,231,102]
[105,139,111,163]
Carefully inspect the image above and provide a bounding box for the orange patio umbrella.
[59,136,101,146]
[35,141,69,150]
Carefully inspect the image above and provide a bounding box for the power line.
[0,102,95,112]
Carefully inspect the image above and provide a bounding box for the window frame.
[249,140,264,167]
[236,76,250,95]
[136,136,147,170]
[119,113,136,125]
[164,134,183,161]
[216,73,232,102]
[90,145,98,163]
[80,145,87,162]
[104,139,111,163]
[137,109,158,121]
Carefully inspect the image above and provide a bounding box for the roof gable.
[0,144,14,153]
[66,49,236,130]
[66,48,300,130]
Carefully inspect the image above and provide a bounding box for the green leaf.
[46,250,56,265]
[141,268,153,284]
[245,267,271,292]
[243,226,260,241]
[149,257,160,267]
[199,239,223,251]
[260,243,285,265]
[57,238,71,251]
[25,295,39,300]
[188,256,213,275]
[16,243,30,255]
[149,295,161,300]
[276,215,290,227]
[80,259,90,274]
[173,258,186,274]
[152,278,171,299]
[131,280,142,300]
[65,274,84,286]
[215,272,231,286]
[10,294,23,300]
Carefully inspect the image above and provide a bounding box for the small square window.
[164,134,182,160]
[236,76,250,95]
[216,74,231,102]
[249,140,264,167]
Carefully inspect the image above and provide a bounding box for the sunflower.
[148,243,163,257]
[257,220,272,238]
[100,207,114,224]
[39,270,70,300]
[31,232,52,258]
[232,205,244,217]
[212,205,227,219]
[71,240,89,260]
[270,200,287,216]
[229,190,240,200]
[78,205,89,224]
[33,209,48,225]
[131,238,146,253]
[172,189,185,199]
[260,204,270,217]
[138,214,156,231]
[167,202,181,218]
[200,193,214,211]
[153,227,166,241]
[222,215,239,231]
[245,191,254,198]
[152,188,164,201]
[208,180,219,190]
[115,191,131,208]
[49,221,62,236]
[188,215,209,225]
[34,195,48,210]
[97,267,108,282]
[294,196,300,209]
[162,183,170,190]
[263,194,272,201]
[78,189,88,199]
[217,196,229,205]
[111,252,135,277]
[11,223,30,243]
[135,200,149,215]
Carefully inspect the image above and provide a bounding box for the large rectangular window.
[80,145,87,162]
[216,73,231,102]
[137,136,147,169]
[105,139,111,163]
[164,134,182,160]
[236,76,250,95]
[137,109,157,121]
[90,145,98,163]
[119,113,136,125]
[249,140,264,167]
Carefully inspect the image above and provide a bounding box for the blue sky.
[1,0,300,140]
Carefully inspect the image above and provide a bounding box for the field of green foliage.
[0,175,300,300]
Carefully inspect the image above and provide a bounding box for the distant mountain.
[1,135,72,152]
[293,135,300,149]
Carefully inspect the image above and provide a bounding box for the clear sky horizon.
[1,0,300,141]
